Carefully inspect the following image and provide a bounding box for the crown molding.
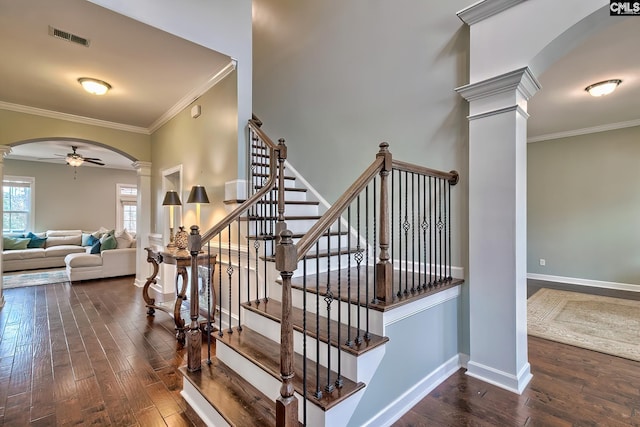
[456,67,541,102]
[527,118,640,143]
[0,101,149,134]
[457,0,526,25]
[147,59,237,133]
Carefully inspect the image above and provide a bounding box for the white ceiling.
[0,0,231,169]
[0,2,637,170]
[528,16,640,141]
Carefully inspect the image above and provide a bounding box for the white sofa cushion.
[3,248,45,260]
[46,235,82,248]
[46,229,82,237]
[65,253,103,267]
[45,245,86,258]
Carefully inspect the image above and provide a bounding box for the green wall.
[151,71,238,234]
[4,159,137,232]
[528,126,640,285]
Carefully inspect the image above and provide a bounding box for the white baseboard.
[466,360,532,395]
[528,273,640,293]
[362,353,464,427]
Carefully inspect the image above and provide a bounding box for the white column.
[456,67,540,394]
[133,161,152,288]
[0,145,13,308]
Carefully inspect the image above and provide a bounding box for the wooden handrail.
[392,160,459,185]
[295,157,385,259]
[200,118,285,245]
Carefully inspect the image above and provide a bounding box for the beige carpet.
[3,268,69,289]
[528,288,640,361]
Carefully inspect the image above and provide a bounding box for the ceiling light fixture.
[585,79,621,97]
[66,155,84,167]
[78,77,112,95]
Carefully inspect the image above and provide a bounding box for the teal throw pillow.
[90,241,102,254]
[86,235,99,246]
[3,236,30,250]
[26,232,47,248]
[100,234,117,251]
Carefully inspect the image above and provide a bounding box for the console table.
[142,247,217,344]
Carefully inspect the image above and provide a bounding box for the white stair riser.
[292,234,349,252]
[216,339,328,424]
[243,308,363,382]
[245,219,318,235]
[291,253,353,278]
[267,281,385,338]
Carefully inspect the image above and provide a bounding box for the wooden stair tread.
[242,299,388,356]
[255,185,307,192]
[253,172,296,180]
[263,248,359,262]
[224,199,319,206]
[180,359,276,427]
[216,327,366,411]
[289,266,465,311]
[240,215,322,221]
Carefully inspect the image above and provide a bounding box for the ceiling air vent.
[48,26,90,47]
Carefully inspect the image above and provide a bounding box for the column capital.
[0,145,12,162]
[456,67,541,103]
[132,161,152,175]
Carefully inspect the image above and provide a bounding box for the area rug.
[2,268,69,289]
[528,288,640,362]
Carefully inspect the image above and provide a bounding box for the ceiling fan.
[60,146,105,167]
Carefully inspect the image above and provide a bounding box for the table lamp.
[162,190,182,247]
[187,185,209,227]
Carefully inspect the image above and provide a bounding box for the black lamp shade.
[187,185,209,204]
[162,190,182,206]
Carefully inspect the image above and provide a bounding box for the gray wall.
[348,296,459,426]
[4,159,137,232]
[252,0,471,354]
[528,126,640,284]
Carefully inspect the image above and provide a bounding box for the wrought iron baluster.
[237,223,242,331]
[302,258,308,426]
[218,234,223,337]
[227,225,233,333]
[448,179,452,280]
[372,177,379,304]
[324,228,334,393]
[429,176,433,287]
[355,195,363,345]
[254,239,260,305]
[403,170,409,296]
[345,208,352,348]
[313,247,322,399]
[411,172,415,294]
[365,181,371,339]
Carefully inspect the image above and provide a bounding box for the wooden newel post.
[275,229,299,427]
[275,139,288,243]
[376,142,394,303]
[187,225,202,372]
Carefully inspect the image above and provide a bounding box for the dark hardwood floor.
[395,280,640,427]
[0,276,207,426]
[1,276,638,426]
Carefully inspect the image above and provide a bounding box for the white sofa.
[3,230,86,272]
[65,247,136,282]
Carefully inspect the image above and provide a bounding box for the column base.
[466,360,532,395]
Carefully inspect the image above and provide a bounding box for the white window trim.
[116,183,137,232]
[3,175,35,233]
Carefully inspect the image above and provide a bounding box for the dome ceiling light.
[78,77,112,95]
[584,79,622,97]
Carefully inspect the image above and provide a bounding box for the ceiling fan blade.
[83,157,103,161]
[84,159,105,166]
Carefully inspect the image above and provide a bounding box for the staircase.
[176,118,463,426]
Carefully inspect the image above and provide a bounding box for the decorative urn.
[175,226,189,250]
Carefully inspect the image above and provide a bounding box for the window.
[3,176,35,233]
[116,184,137,233]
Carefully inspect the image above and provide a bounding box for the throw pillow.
[26,232,47,249]
[86,235,99,246]
[81,233,93,246]
[100,234,117,251]
[3,236,31,250]
[91,226,110,239]
[90,240,102,254]
[115,229,134,249]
